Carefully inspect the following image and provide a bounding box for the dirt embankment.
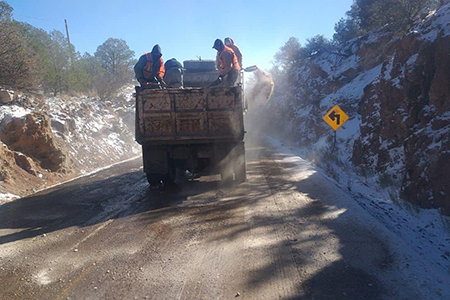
[0,112,69,198]
[0,88,139,203]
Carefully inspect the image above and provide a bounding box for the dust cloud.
[243,66,274,136]
[244,65,274,111]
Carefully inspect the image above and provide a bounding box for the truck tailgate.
[136,86,244,144]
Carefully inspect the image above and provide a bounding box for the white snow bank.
[0,105,31,127]
[320,64,383,108]
[0,193,20,205]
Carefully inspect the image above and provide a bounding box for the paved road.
[0,135,426,300]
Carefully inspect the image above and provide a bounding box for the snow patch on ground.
[320,64,382,108]
[0,193,20,205]
[0,105,31,128]
[415,2,450,41]
[0,85,140,199]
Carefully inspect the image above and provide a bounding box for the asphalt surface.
[0,134,425,300]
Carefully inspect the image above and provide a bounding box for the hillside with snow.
[0,87,139,203]
[264,3,450,215]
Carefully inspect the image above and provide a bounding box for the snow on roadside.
[43,88,139,172]
[0,86,140,200]
[0,105,31,127]
[265,134,450,299]
[0,192,20,205]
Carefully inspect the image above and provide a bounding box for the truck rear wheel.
[146,172,175,186]
[146,173,164,185]
[143,145,176,186]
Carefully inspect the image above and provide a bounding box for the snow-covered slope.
[0,86,140,203]
[265,3,450,214]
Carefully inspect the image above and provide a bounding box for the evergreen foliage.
[273,35,333,74]
[274,37,302,71]
[0,0,12,21]
[271,0,447,85]
[94,38,135,99]
[0,1,135,99]
[333,0,445,43]
[333,17,361,43]
[0,3,37,90]
[300,35,333,58]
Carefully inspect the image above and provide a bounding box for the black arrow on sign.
[329,111,340,125]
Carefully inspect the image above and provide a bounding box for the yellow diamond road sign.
[323,105,349,131]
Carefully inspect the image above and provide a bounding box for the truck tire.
[146,172,175,186]
[146,173,164,185]
[143,145,176,186]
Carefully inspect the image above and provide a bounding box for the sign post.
[323,105,349,152]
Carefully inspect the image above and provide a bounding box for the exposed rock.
[0,142,14,182]
[0,86,139,201]
[266,3,450,215]
[13,152,37,175]
[0,91,12,104]
[0,112,69,172]
[354,24,450,215]
[0,140,53,198]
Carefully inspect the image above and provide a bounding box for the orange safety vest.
[219,46,241,72]
[143,52,165,79]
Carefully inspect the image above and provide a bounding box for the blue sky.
[8,0,353,70]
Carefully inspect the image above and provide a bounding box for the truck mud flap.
[215,142,246,183]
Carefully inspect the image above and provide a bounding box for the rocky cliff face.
[267,4,450,214]
[354,20,450,214]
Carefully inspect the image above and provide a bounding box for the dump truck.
[135,59,246,185]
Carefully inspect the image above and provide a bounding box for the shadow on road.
[257,146,392,299]
[0,138,412,299]
[152,139,399,299]
[0,158,241,246]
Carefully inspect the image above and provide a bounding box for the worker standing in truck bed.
[212,39,241,87]
[224,37,243,68]
[134,44,166,88]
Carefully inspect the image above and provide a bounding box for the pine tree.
[0,2,38,90]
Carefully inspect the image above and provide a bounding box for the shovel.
[206,76,223,88]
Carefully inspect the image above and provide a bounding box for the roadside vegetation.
[271,0,445,77]
[0,1,135,99]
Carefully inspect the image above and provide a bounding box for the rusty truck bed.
[135,86,245,145]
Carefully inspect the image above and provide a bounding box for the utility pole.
[65,19,74,67]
